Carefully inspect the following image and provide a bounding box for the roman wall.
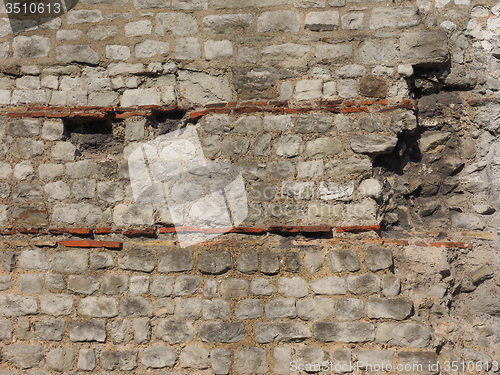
[0,0,499,373]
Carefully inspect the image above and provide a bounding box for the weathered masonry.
[0,0,499,373]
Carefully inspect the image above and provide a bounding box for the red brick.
[189,110,209,120]
[201,228,234,234]
[336,225,380,233]
[361,100,374,106]
[95,227,112,234]
[382,239,409,246]
[230,227,267,234]
[414,241,428,247]
[206,103,227,109]
[233,106,267,114]
[345,100,356,107]
[60,240,123,250]
[49,228,68,235]
[123,228,156,238]
[69,228,92,236]
[343,107,369,113]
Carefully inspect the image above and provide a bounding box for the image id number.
[6,2,62,15]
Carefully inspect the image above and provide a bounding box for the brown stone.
[359,75,387,98]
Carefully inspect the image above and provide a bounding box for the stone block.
[180,345,209,369]
[46,347,76,372]
[78,348,96,371]
[275,135,304,157]
[0,319,13,340]
[347,274,381,295]
[45,274,65,291]
[365,246,393,271]
[310,276,346,295]
[313,322,374,342]
[65,160,92,179]
[39,164,64,180]
[265,298,297,319]
[35,320,65,341]
[133,318,151,344]
[366,296,413,320]
[200,322,246,343]
[335,298,365,321]
[120,296,153,317]
[305,11,339,30]
[18,274,43,294]
[174,275,201,296]
[100,350,137,371]
[203,14,253,34]
[278,277,308,297]
[234,348,268,374]
[203,299,230,320]
[79,296,119,317]
[316,43,352,62]
[121,88,161,107]
[2,344,44,369]
[198,251,231,274]
[303,252,324,274]
[0,295,36,317]
[205,40,233,60]
[40,294,72,316]
[101,275,128,295]
[90,252,114,270]
[156,319,196,343]
[351,134,398,155]
[235,299,264,319]
[400,31,449,67]
[175,37,202,59]
[52,250,88,273]
[56,45,99,64]
[141,345,176,369]
[376,322,431,347]
[359,39,399,64]
[251,278,274,295]
[329,250,360,272]
[297,297,335,320]
[51,142,77,162]
[258,11,300,32]
[69,320,106,342]
[357,350,394,370]
[370,7,421,29]
[67,9,103,24]
[8,119,39,137]
[118,249,155,272]
[178,70,232,104]
[13,36,50,58]
[130,275,150,295]
[211,348,231,375]
[232,67,279,99]
[13,161,34,180]
[113,204,155,226]
[255,322,311,343]
[175,298,202,319]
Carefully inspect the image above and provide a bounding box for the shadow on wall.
[3,0,79,32]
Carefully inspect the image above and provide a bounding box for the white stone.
[295,79,323,101]
[121,88,161,107]
[204,40,233,60]
[125,20,152,37]
[175,37,201,59]
[319,181,355,201]
[358,179,382,200]
[106,45,131,60]
[13,161,34,180]
[135,40,169,58]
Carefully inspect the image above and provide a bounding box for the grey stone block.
[296,347,329,368]
[382,275,401,297]
[158,250,193,272]
[211,348,231,375]
[100,350,137,371]
[198,251,231,274]
[45,274,65,291]
[111,319,131,344]
[40,294,72,316]
[200,322,246,343]
[175,297,202,319]
[365,246,393,271]
[221,278,249,298]
[69,320,106,342]
[278,277,308,297]
[294,114,332,133]
[19,249,51,270]
[376,322,431,347]
[46,347,76,372]
[313,322,374,342]
[347,274,381,295]
[261,252,280,274]
[79,296,119,317]
[0,295,37,317]
[251,278,274,296]
[68,275,99,295]
[130,275,150,295]
[335,298,365,321]
[2,344,44,369]
[141,345,176,369]
[0,275,12,291]
[235,299,264,319]
[118,249,155,272]
[0,319,13,340]
[180,345,209,369]
[350,134,398,155]
[357,349,394,369]
[90,252,114,270]
[329,249,360,272]
[265,298,296,319]
[18,274,43,294]
[120,296,153,317]
[297,297,335,320]
[133,318,151,344]
[284,252,300,272]
[174,275,200,296]
[236,252,259,274]
[154,298,175,317]
[203,299,230,320]
[310,276,346,295]
[35,320,65,341]
[52,250,88,273]
[156,319,196,343]
[102,275,128,295]
[77,348,96,371]
[150,275,174,297]
[255,322,311,343]
[303,251,324,274]
[234,348,268,374]
[366,296,413,320]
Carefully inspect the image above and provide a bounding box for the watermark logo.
[3,0,78,32]
[128,126,248,247]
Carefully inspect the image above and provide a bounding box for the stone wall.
[0,0,499,373]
